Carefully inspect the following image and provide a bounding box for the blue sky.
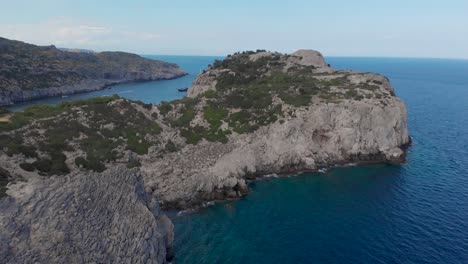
[1,0,467,58]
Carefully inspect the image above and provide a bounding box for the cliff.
[0,37,187,106]
[0,49,410,261]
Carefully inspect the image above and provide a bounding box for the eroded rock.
[0,167,174,264]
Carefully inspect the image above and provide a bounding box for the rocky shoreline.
[0,49,410,263]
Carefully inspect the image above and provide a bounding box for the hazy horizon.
[1,0,467,59]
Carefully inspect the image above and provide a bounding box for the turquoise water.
[6,55,222,112]
[8,55,468,263]
[171,57,468,263]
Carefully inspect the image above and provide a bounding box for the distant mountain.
[0,37,187,106]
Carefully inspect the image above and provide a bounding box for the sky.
[0,0,467,58]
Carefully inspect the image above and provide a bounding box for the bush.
[0,107,9,116]
[158,101,173,115]
[180,126,205,145]
[75,156,106,172]
[126,135,150,155]
[0,134,38,158]
[0,167,11,197]
[171,106,196,128]
[20,162,35,172]
[165,140,178,152]
[204,104,228,130]
[127,158,141,169]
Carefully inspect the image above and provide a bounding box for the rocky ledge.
[0,37,186,106]
[0,167,174,263]
[0,49,410,262]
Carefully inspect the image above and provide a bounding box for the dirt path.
[0,114,12,123]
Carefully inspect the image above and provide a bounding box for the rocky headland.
[0,37,187,106]
[0,49,410,262]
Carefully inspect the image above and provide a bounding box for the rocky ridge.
[0,49,410,261]
[0,37,186,106]
[0,49,410,207]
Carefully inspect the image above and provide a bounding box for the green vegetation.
[126,158,141,169]
[0,96,119,132]
[0,107,9,116]
[0,36,180,92]
[0,50,394,179]
[158,101,173,115]
[156,51,391,144]
[0,167,11,197]
[164,140,178,152]
[0,95,163,175]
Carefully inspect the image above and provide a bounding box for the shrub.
[0,107,9,116]
[204,104,228,130]
[171,106,196,128]
[20,162,35,172]
[158,102,173,115]
[0,167,10,197]
[180,128,203,145]
[165,140,178,152]
[75,156,106,172]
[127,158,141,169]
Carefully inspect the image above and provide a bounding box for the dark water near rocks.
[9,55,468,263]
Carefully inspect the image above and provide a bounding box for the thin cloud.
[0,18,161,50]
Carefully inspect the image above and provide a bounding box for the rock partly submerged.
[0,37,187,106]
[0,49,410,262]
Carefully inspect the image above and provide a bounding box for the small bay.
[6,55,222,112]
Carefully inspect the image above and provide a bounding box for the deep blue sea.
[9,55,468,263]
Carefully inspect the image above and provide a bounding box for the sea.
[9,55,468,263]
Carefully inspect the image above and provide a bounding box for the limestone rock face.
[0,168,174,264]
[1,49,410,210]
[186,69,224,98]
[142,95,410,208]
[290,49,328,68]
[142,50,411,208]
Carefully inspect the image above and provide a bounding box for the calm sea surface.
[6,55,222,112]
[10,55,468,263]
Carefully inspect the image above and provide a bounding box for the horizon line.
[3,36,467,61]
[141,53,468,61]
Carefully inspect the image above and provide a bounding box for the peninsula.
[0,50,410,263]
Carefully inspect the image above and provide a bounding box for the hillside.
[0,49,410,262]
[0,37,186,106]
[0,49,409,202]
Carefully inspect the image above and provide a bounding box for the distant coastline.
[0,37,187,107]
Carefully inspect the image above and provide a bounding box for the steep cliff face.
[141,50,410,208]
[0,37,186,106]
[0,49,410,210]
[0,168,174,264]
